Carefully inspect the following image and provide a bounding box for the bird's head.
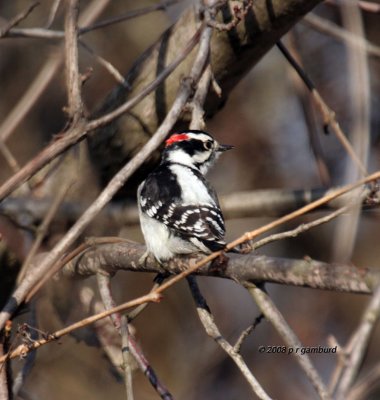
[163,130,233,174]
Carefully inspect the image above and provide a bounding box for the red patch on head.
[165,133,189,147]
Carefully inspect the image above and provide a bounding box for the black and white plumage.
[137,130,233,262]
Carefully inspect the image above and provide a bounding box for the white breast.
[169,164,215,205]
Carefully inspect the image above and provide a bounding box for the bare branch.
[246,284,330,399]
[79,0,179,34]
[0,292,161,363]
[17,183,72,283]
[64,0,84,122]
[0,25,201,202]
[0,19,210,330]
[332,0,371,262]
[303,14,380,58]
[189,66,212,130]
[0,0,113,144]
[348,362,380,400]
[276,40,368,177]
[79,40,129,88]
[56,239,380,295]
[0,1,40,38]
[187,276,272,400]
[249,204,350,252]
[96,274,134,399]
[335,285,380,399]
[0,340,9,400]
[45,0,63,28]
[2,186,379,230]
[12,304,37,397]
[4,1,179,40]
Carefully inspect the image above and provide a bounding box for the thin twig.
[187,276,272,400]
[45,0,63,28]
[233,314,265,353]
[0,319,12,400]
[206,0,253,31]
[4,1,179,39]
[0,142,22,174]
[276,40,368,177]
[303,14,380,58]
[286,32,331,186]
[0,25,202,202]
[249,204,350,252]
[0,0,113,144]
[54,171,380,316]
[332,0,370,262]
[96,274,134,399]
[25,237,127,302]
[348,362,380,400]
[335,285,380,399]
[246,284,330,399]
[0,292,162,363]
[2,246,380,364]
[189,66,212,130]
[0,1,40,38]
[0,53,61,143]
[3,186,379,229]
[326,0,380,14]
[79,40,129,88]
[17,183,72,283]
[0,21,209,330]
[12,304,37,397]
[79,0,179,34]
[64,0,84,122]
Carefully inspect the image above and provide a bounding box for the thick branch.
[61,241,380,294]
[88,0,324,188]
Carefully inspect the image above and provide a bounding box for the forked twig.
[0,18,210,330]
[334,285,380,399]
[0,1,40,38]
[187,276,272,400]
[97,273,174,399]
[276,40,368,177]
[246,284,330,399]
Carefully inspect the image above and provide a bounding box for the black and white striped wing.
[144,202,226,251]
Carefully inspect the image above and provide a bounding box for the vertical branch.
[17,183,72,283]
[276,40,367,177]
[245,283,330,400]
[335,285,380,399]
[64,0,84,122]
[12,304,38,397]
[0,321,11,400]
[332,0,371,261]
[120,316,134,400]
[97,274,134,399]
[0,0,111,144]
[189,66,212,130]
[0,343,8,400]
[97,274,174,399]
[0,4,211,331]
[187,276,272,400]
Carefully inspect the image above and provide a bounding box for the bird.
[137,130,233,263]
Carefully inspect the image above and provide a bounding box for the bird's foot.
[209,252,229,273]
[138,250,150,267]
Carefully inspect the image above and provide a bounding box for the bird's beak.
[217,143,234,152]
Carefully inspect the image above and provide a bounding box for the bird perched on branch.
[137,130,233,263]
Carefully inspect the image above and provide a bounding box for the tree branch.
[58,240,380,295]
[187,276,272,400]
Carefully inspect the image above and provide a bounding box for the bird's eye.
[204,141,213,150]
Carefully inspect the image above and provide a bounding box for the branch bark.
[60,241,380,294]
[88,0,324,190]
